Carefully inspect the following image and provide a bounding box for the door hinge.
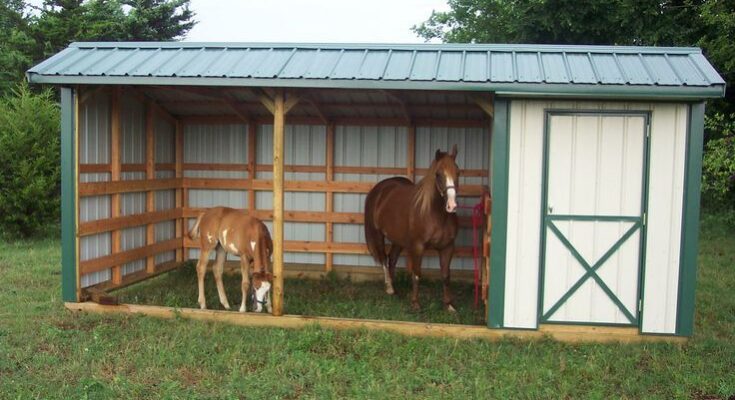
[638,299,642,312]
[643,212,647,226]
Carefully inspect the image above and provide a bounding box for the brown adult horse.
[364,145,460,311]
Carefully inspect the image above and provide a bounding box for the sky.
[183,0,449,43]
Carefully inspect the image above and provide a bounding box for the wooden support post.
[325,124,335,272]
[110,87,122,285]
[175,120,183,262]
[272,91,286,316]
[248,123,257,211]
[407,125,416,181]
[145,101,156,273]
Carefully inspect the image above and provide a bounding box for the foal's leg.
[439,245,456,312]
[239,256,251,313]
[196,247,212,310]
[408,251,423,312]
[213,246,231,310]
[384,244,402,295]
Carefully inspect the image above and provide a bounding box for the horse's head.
[251,271,272,313]
[433,144,460,213]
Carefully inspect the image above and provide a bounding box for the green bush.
[0,83,60,238]
[701,113,735,213]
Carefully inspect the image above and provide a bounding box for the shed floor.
[115,262,486,326]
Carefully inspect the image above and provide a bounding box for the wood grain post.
[175,120,183,262]
[407,125,416,181]
[145,101,156,273]
[110,87,122,285]
[248,122,257,212]
[272,91,286,316]
[325,124,335,272]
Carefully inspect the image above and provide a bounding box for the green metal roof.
[27,42,726,99]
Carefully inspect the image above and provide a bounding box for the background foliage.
[415,0,735,211]
[0,83,60,238]
[0,0,195,237]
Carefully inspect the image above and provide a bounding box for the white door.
[540,111,648,325]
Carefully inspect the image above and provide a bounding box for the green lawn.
[1,215,733,399]
[116,263,486,326]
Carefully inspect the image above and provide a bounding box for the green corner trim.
[676,102,705,336]
[60,87,77,302]
[488,98,510,328]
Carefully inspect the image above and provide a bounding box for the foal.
[188,207,273,312]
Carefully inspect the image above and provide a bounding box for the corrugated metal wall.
[79,92,177,287]
[79,90,111,287]
[183,123,489,270]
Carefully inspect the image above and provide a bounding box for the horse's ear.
[435,148,443,161]
[450,144,458,160]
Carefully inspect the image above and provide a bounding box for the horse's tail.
[364,185,387,267]
[188,213,205,240]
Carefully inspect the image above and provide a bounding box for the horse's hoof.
[223,304,231,310]
[385,286,395,295]
[199,304,207,310]
[446,304,457,313]
[239,305,246,313]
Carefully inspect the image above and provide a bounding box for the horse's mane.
[413,160,439,217]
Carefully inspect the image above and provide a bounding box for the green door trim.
[488,98,511,329]
[538,110,651,327]
[60,87,77,302]
[541,219,641,323]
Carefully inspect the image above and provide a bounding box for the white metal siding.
[504,100,688,332]
[641,104,688,334]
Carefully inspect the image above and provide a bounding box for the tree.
[32,0,196,60]
[0,1,34,93]
[413,0,734,111]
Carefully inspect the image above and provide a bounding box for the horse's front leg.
[408,250,423,312]
[439,245,456,312]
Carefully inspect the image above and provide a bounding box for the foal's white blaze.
[254,281,271,312]
[250,240,256,251]
[445,175,457,213]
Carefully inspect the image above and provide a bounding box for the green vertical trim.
[60,87,77,302]
[676,102,704,336]
[488,98,510,328]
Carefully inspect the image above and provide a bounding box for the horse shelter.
[28,42,724,342]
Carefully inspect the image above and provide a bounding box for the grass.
[0,215,733,399]
[116,264,487,326]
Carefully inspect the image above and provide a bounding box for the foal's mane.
[413,160,440,217]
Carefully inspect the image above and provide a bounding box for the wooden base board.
[64,302,687,344]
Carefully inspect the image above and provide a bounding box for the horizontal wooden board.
[80,238,181,275]
[179,115,487,127]
[183,237,475,257]
[65,302,687,344]
[79,208,183,236]
[79,178,181,196]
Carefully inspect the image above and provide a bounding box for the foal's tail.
[188,213,205,240]
[364,186,387,267]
